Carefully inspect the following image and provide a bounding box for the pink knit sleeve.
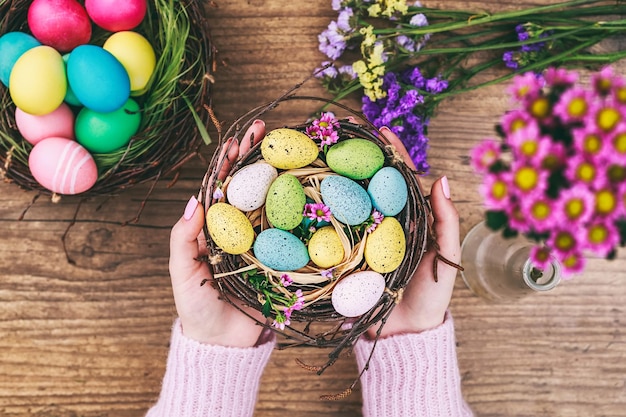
[354,312,473,417]
[146,318,275,417]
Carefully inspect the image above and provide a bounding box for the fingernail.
[184,196,199,221]
[253,119,265,128]
[441,176,451,199]
[380,126,391,134]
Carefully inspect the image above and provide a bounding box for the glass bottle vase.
[460,221,561,302]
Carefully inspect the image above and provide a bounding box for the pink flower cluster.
[306,112,340,148]
[472,66,626,276]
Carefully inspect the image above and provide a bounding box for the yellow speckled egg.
[364,217,406,273]
[206,202,254,255]
[308,226,345,268]
[261,128,319,169]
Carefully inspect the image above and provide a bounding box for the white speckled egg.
[227,161,278,211]
[253,228,310,271]
[364,217,406,273]
[206,202,255,255]
[265,174,306,230]
[261,128,319,169]
[332,271,385,317]
[367,167,408,216]
[326,139,384,180]
[320,175,372,225]
[308,226,344,268]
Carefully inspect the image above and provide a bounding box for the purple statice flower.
[337,7,354,32]
[502,24,552,71]
[319,21,347,60]
[321,268,335,279]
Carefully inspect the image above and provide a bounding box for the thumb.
[169,196,210,284]
[429,176,461,276]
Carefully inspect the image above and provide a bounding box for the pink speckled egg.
[16,103,75,145]
[331,271,386,317]
[29,137,98,195]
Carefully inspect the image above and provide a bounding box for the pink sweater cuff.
[146,319,275,417]
[354,312,473,417]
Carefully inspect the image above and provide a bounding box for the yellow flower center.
[562,253,579,269]
[514,167,539,191]
[520,140,538,156]
[491,180,507,200]
[531,201,550,220]
[608,165,626,182]
[588,224,608,244]
[542,154,560,170]
[614,133,626,153]
[595,189,617,214]
[597,107,621,132]
[481,150,497,166]
[596,78,612,94]
[583,134,602,154]
[530,97,551,119]
[555,231,575,251]
[617,86,626,104]
[510,118,526,133]
[534,247,551,263]
[567,97,587,117]
[565,198,584,220]
[576,162,595,182]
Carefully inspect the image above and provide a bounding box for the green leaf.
[485,210,508,231]
[183,95,212,145]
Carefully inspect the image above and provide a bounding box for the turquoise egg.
[253,228,310,271]
[67,45,130,113]
[265,174,306,230]
[326,138,385,180]
[320,175,372,226]
[75,98,141,154]
[367,167,408,216]
[0,32,41,87]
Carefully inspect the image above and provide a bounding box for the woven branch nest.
[0,0,214,198]
[200,96,431,364]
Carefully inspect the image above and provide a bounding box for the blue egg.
[0,32,41,87]
[67,45,130,113]
[321,175,372,226]
[253,228,310,271]
[367,167,408,216]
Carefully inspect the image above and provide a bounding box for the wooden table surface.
[1,1,625,416]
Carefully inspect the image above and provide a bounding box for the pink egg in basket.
[28,137,98,195]
[16,103,75,145]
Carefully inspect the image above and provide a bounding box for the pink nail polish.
[253,119,265,128]
[184,196,199,220]
[441,176,451,199]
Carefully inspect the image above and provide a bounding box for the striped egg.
[28,137,98,195]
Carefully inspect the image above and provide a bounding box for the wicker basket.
[0,0,214,198]
[200,96,431,385]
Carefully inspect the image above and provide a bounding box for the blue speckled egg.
[253,228,310,271]
[0,32,41,87]
[265,174,306,230]
[320,175,372,226]
[67,45,130,112]
[326,138,384,180]
[367,167,408,216]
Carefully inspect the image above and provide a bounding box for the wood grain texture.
[1,1,625,416]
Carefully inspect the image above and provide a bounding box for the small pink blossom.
[470,139,500,173]
[280,273,293,287]
[303,202,332,222]
[213,187,224,200]
[366,209,384,233]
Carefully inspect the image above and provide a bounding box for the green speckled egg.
[308,226,345,268]
[364,217,406,273]
[326,139,385,180]
[261,128,320,169]
[206,202,254,255]
[265,174,306,230]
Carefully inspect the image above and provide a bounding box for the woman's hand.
[367,126,461,339]
[168,120,267,347]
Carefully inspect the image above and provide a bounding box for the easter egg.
[261,128,319,169]
[28,137,98,195]
[331,271,386,317]
[265,174,306,230]
[103,31,156,94]
[308,226,345,268]
[85,0,147,32]
[75,98,141,154]
[206,203,255,255]
[27,0,92,53]
[226,162,278,212]
[320,175,372,226]
[15,103,75,145]
[367,167,408,216]
[326,138,385,180]
[253,228,310,271]
[67,45,131,113]
[364,217,406,273]
[9,45,66,116]
[0,32,41,87]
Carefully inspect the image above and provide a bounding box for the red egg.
[85,0,147,32]
[27,0,92,53]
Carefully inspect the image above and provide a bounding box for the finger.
[429,176,461,269]
[238,119,266,156]
[379,126,415,170]
[169,196,210,284]
[216,138,241,182]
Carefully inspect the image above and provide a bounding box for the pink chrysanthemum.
[588,98,624,134]
[564,154,604,189]
[470,139,501,173]
[520,193,556,233]
[480,172,513,210]
[544,67,578,88]
[558,250,586,278]
[306,112,341,148]
[606,123,626,163]
[592,65,621,96]
[594,187,620,219]
[505,202,532,234]
[547,228,581,258]
[583,219,620,257]
[303,202,332,222]
[280,273,293,287]
[510,162,547,195]
[506,124,553,162]
[554,185,595,226]
[366,209,384,233]
[508,71,543,103]
[539,141,567,172]
[553,86,592,123]
[572,124,608,160]
[530,245,554,270]
[500,109,536,136]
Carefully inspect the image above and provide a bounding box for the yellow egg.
[206,202,255,255]
[261,128,320,169]
[103,31,156,94]
[308,226,345,268]
[364,217,406,273]
[9,45,66,115]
